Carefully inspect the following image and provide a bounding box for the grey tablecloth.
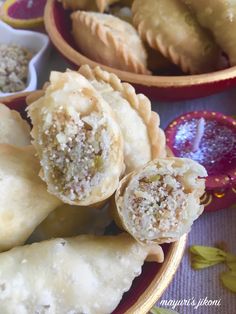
[41,49,236,314]
[157,207,236,314]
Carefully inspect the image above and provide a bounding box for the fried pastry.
[0,234,163,314]
[120,0,133,6]
[109,6,132,23]
[0,103,31,146]
[182,0,236,66]
[96,0,119,12]
[96,0,133,12]
[58,0,98,11]
[145,45,175,73]
[113,158,207,244]
[0,144,61,252]
[71,11,149,74]
[27,71,124,206]
[132,0,222,74]
[31,203,111,241]
[78,65,166,173]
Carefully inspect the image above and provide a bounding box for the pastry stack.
[58,0,236,75]
[0,66,207,313]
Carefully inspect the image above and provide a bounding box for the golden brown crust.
[78,65,166,161]
[109,6,132,24]
[26,90,45,106]
[71,11,149,74]
[96,0,119,12]
[146,245,164,263]
[132,0,221,74]
[145,44,174,73]
[182,0,236,67]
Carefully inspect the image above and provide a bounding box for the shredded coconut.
[40,111,110,201]
[0,44,33,93]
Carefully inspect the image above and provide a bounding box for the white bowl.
[0,20,50,97]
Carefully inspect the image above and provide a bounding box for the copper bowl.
[0,91,187,313]
[44,0,236,101]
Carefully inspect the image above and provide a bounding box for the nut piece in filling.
[27,70,124,206]
[115,158,207,244]
[0,44,33,93]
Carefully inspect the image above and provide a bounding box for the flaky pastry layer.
[132,0,222,74]
[115,157,207,244]
[0,103,31,147]
[78,65,166,173]
[0,234,163,314]
[71,11,149,74]
[0,144,61,252]
[27,71,124,206]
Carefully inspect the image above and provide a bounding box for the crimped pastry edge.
[26,72,125,206]
[78,64,166,160]
[113,157,206,245]
[71,10,150,74]
[131,0,220,74]
[132,1,193,73]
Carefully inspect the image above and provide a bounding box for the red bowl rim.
[44,0,236,89]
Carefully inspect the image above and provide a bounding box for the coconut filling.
[123,168,191,242]
[40,110,110,202]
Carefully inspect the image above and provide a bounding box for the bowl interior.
[45,0,236,101]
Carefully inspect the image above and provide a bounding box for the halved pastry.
[0,103,31,146]
[30,203,111,241]
[0,144,61,252]
[182,0,236,66]
[27,71,124,206]
[114,158,207,244]
[78,65,166,173]
[58,0,98,11]
[132,0,222,74]
[71,11,149,74]
[0,234,163,314]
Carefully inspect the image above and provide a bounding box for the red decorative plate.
[0,92,187,313]
[44,0,236,101]
[165,111,236,212]
[1,0,47,29]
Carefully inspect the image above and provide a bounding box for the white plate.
[0,20,50,97]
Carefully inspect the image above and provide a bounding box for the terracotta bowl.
[44,0,236,101]
[0,91,187,313]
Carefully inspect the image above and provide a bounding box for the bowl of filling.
[44,0,236,101]
[0,20,49,97]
